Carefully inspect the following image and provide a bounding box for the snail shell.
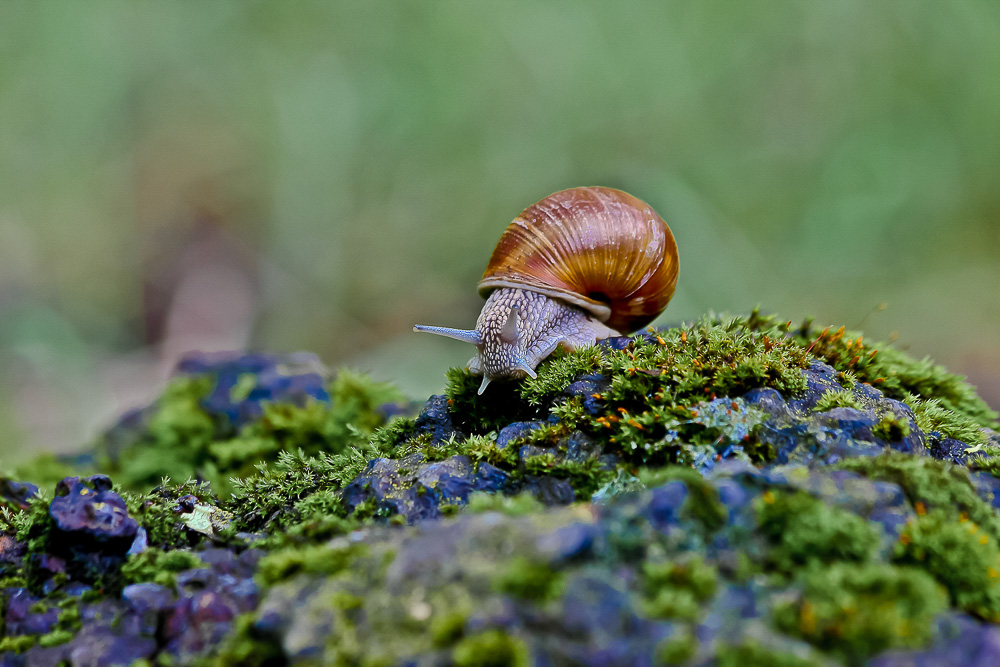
[414,186,678,394]
[478,187,678,333]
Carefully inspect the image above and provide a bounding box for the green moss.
[494,556,564,603]
[101,371,403,497]
[655,629,697,665]
[120,549,204,589]
[745,310,998,430]
[452,629,529,667]
[812,388,863,412]
[773,562,947,663]
[894,509,1000,621]
[227,447,373,535]
[638,466,727,531]
[756,490,880,572]
[836,453,1000,543]
[465,491,544,516]
[209,612,285,667]
[0,635,36,654]
[905,395,990,450]
[256,542,366,586]
[431,610,468,647]
[715,641,817,667]
[872,412,911,442]
[641,555,718,621]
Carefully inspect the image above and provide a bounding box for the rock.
[49,475,138,553]
[413,394,464,444]
[497,421,545,449]
[176,351,330,428]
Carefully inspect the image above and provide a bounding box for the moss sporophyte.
[2,311,999,664]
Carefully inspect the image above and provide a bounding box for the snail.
[414,186,678,394]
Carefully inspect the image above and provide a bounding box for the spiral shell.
[478,187,679,333]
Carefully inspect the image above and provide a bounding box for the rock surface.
[2,316,1000,665]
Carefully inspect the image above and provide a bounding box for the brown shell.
[478,186,679,333]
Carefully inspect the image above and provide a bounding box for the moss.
[640,555,718,621]
[773,562,947,663]
[638,466,727,531]
[120,549,204,589]
[715,641,817,667]
[894,509,1000,621]
[494,556,564,603]
[872,412,911,442]
[812,388,863,412]
[655,629,697,665]
[905,395,990,450]
[452,629,530,667]
[227,447,373,535]
[256,542,366,586]
[465,491,544,516]
[102,371,403,497]
[209,612,285,667]
[836,453,1000,543]
[431,610,468,647]
[744,310,998,430]
[520,452,614,500]
[0,635,36,654]
[756,490,880,572]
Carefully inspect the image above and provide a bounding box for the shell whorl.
[478,187,678,333]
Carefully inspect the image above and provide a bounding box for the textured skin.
[468,288,618,381]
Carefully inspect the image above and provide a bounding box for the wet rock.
[3,589,59,636]
[413,394,464,444]
[521,476,575,506]
[474,462,510,492]
[0,479,38,510]
[49,475,138,553]
[561,374,612,415]
[928,434,970,465]
[497,421,545,449]
[342,454,478,522]
[177,351,330,428]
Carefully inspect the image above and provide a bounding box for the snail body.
[415,186,678,394]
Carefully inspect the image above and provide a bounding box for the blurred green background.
[0,1,997,464]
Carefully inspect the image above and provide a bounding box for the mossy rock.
[1,311,999,665]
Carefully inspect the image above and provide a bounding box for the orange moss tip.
[915,501,927,516]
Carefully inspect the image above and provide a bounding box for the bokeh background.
[1,2,998,465]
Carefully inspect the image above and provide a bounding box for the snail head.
[414,301,536,395]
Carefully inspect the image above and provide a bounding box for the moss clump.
[465,491,544,516]
[0,635,36,654]
[256,542,366,586]
[655,630,698,665]
[638,466,728,531]
[452,629,529,667]
[748,311,998,429]
[120,548,204,589]
[756,490,880,572]
[812,389,863,412]
[211,612,286,667]
[715,641,817,667]
[894,509,1000,621]
[872,412,911,442]
[494,556,564,603]
[774,562,947,663]
[640,556,718,621]
[227,448,374,535]
[836,453,1000,543]
[104,371,404,496]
